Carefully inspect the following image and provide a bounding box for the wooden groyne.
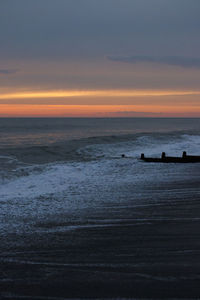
[140,151,200,163]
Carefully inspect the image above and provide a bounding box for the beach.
[1,173,200,299]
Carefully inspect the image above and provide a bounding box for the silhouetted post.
[141,153,145,159]
[162,152,166,159]
[182,151,187,158]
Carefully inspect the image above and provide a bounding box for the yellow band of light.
[0,89,200,100]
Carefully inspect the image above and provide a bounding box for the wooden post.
[162,152,166,159]
[182,151,187,158]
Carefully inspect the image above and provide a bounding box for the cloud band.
[107,55,200,68]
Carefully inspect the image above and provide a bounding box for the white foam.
[1,133,200,235]
[0,162,88,201]
[80,134,200,159]
[1,135,199,204]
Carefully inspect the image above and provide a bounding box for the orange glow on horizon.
[0,104,200,117]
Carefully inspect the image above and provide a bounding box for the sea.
[1,117,200,299]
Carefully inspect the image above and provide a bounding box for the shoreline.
[1,178,200,299]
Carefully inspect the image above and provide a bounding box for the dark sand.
[1,174,200,299]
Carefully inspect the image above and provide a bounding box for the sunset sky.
[1,0,200,117]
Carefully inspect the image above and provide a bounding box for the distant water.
[0,117,200,148]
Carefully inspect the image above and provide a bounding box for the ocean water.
[0,117,200,237]
[1,118,200,298]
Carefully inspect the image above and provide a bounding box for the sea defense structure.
[140,151,200,163]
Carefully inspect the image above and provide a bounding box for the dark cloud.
[0,0,200,59]
[0,69,19,75]
[95,111,163,117]
[111,111,163,116]
[107,55,200,68]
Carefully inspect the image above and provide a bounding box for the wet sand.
[1,179,200,300]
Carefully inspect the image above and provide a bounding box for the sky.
[0,0,200,117]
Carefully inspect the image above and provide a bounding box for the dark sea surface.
[0,118,200,299]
